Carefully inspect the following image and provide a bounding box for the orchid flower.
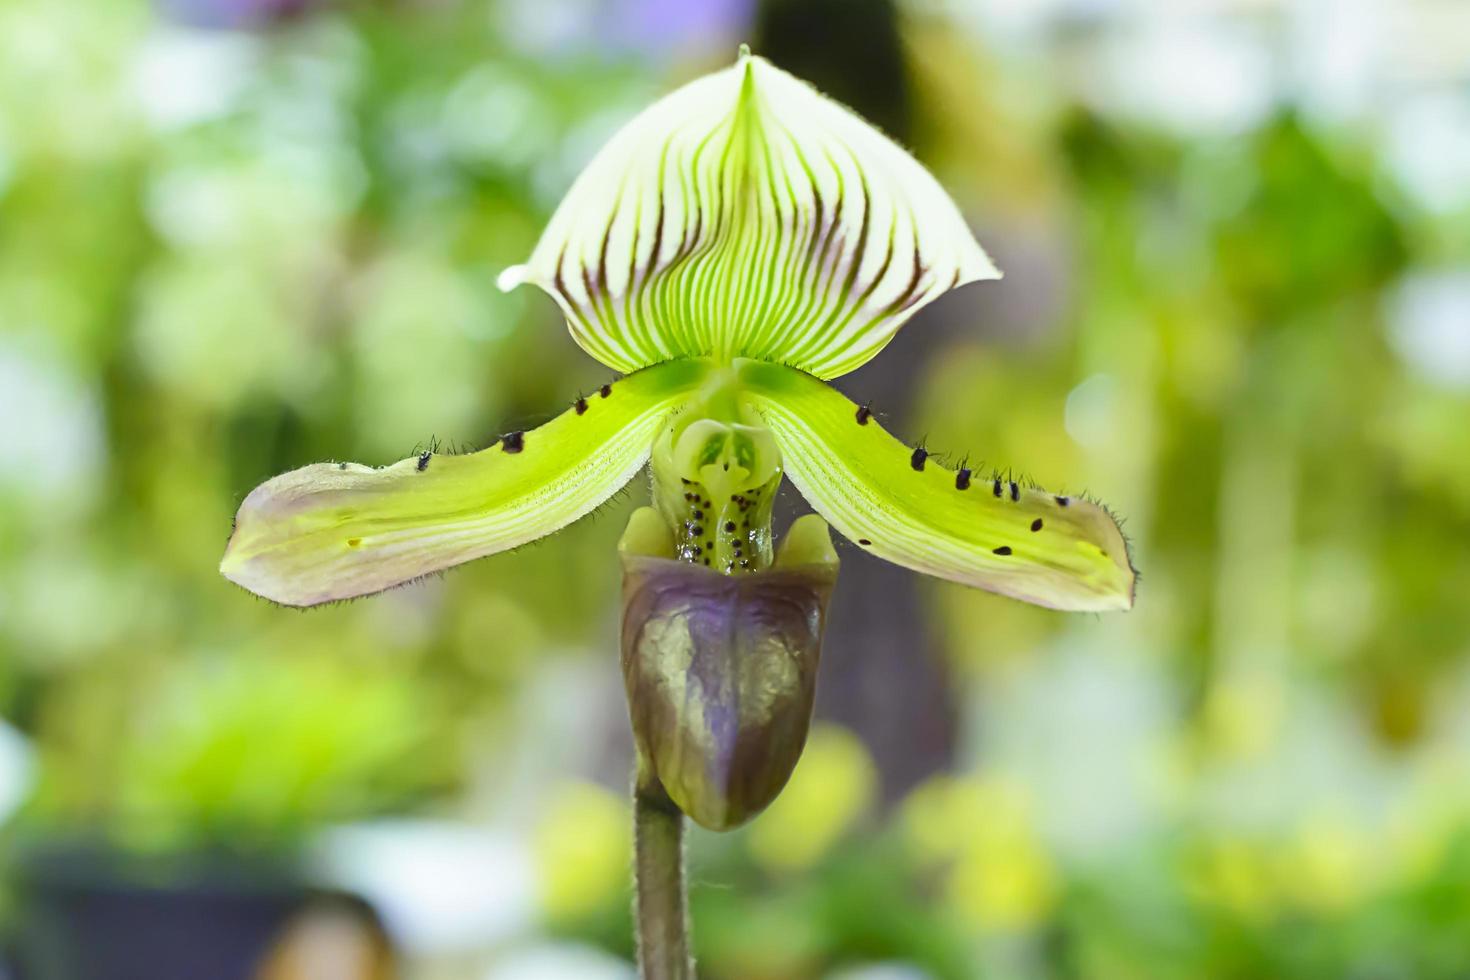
[221,50,1134,615]
[221,48,1134,973]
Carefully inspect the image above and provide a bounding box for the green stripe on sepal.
[738,360,1136,612]
[499,50,999,380]
[221,359,711,607]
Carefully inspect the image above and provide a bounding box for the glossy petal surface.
[620,551,837,830]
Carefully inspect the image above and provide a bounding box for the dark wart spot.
[739,559,751,569]
[911,446,928,471]
[692,509,703,520]
[599,383,612,398]
[703,557,711,566]
[501,431,525,453]
[705,540,714,550]
[575,397,588,415]
[993,546,1012,556]
[725,521,736,532]
[855,404,871,425]
[1031,518,1043,532]
[993,479,1003,497]
[692,526,703,537]
[955,468,971,490]
[1055,495,1070,507]
[417,452,431,472]
[1009,481,1020,502]
[338,462,348,470]
[858,538,872,546]
[346,538,362,549]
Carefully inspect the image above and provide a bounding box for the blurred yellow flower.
[746,724,877,873]
[903,775,982,866]
[1201,672,1284,760]
[902,774,1057,931]
[1385,750,1470,885]
[1188,813,1382,922]
[1184,837,1280,922]
[532,781,631,922]
[947,832,1057,932]
[1279,813,1372,915]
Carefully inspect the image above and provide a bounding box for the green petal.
[221,359,710,607]
[499,50,999,380]
[739,360,1135,612]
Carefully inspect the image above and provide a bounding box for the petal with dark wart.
[739,359,1136,612]
[220,359,709,606]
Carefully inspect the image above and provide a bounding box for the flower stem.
[633,778,693,979]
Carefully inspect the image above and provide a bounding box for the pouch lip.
[618,553,837,831]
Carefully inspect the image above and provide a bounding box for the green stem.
[633,778,693,979]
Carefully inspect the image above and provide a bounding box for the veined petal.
[221,359,710,607]
[739,360,1135,612]
[500,50,999,379]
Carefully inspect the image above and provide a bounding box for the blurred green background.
[3,0,1470,977]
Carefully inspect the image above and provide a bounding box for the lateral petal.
[739,360,1135,612]
[221,360,709,606]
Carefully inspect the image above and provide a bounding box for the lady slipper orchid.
[221,49,1135,616]
[222,48,1136,972]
